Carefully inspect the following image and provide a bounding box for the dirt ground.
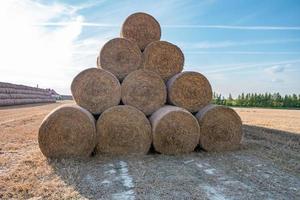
[234,107,300,134]
[0,101,299,199]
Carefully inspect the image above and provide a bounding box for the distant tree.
[212,92,300,108]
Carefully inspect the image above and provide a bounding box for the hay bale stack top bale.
[143,41,184,81]
[99,38,143,80]
[150,106,200,155]
[96,105,152,155]
[195,104,242,152]
[71,68,121,114]
[167,71,212,112]
[38,105,97,158]
[121,12,161,50]
[121,69,166,115]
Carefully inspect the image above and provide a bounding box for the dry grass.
[99,38,142,80]
[71,68,121,114]
[234,107,300,134]
[143,41,184,81]
[121,12,161,50]
[39,105,96,158]
[150,105,200,154]
[0,102,299,199]
[96,105,152,155]
[167,71,212,112]
[196,105,242,152]
[121,69,166,115]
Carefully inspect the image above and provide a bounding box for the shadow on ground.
[49,125,300,200]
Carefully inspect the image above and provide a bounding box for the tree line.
[213,92,300,108]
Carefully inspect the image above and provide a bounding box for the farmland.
[0,101,299,199]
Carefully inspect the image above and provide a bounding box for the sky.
[0,0,300,97]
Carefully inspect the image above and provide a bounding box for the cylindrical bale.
[99,38,142,80]
[96,55,100,67]
[0,88,7,93]
[71,68,121,114]
[121,12,161,51]
[0,99,14,106]
[143,41,184,81]
[0,93,10,99]
[38,105,97,158]
[167,71,212,113]
[121,69,166,115]
[96,105,152,155]
[150,106,200,155]
[195,104,243,152]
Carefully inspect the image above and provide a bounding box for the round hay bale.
[99,38,142,80]
[96,105,152,155]
[0,88,8,93]
[0,93,10,99]
[143,41,184,81]
[167,71,212,113]
[38,105,96,158]
[195,104,242,152]
[71,68,121,114]
[0,99,14,106]
[121,12,161,50]
[150,106,200,155]
[96,55,100,67]
[121,69,166,115]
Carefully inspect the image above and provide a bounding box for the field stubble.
[0,101,299,199]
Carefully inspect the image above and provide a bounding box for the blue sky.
[0,0,299,96]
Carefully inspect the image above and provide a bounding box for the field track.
[0,101,299,199]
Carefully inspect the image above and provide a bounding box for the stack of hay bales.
[38,12,242,158]
[0,82,55,106]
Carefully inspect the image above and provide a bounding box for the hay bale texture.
[71,68,121,114]
[96,105,152,155]
[143,41,184,81]
[167,71,212,112]
[195,104,242,152]
[150,106,200,155]
[99,38,143,80]
[0,81,55,106]
[121,12,161,50]
[121,69,166,115]
[38,105,97,158]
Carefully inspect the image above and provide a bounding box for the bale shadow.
[48,125,300,199]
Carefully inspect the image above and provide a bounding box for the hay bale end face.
[167,71,212,113]
[96,105,152,155]
[71,68,121,114]
[150,106,200,155]
[99,38,143,80]
[143,41,184,81]
[121,69,167,115]
[38,105,96,158]
[195,104,243,152]
[121,12,161,50]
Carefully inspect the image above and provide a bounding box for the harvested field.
[234,107,300,134]
[0,102,299,199]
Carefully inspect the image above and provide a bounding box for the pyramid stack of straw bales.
[38,12,243,158]
[0,82,55,106]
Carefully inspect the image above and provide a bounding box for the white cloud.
[202,59,300,74]
[179,39,300,49]
[185,51,300,55]
[162,25,300,30]
[271,78,284,83]
[265,65,285,75]
[0,0,90,94]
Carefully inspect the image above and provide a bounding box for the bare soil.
[0,102,299,199]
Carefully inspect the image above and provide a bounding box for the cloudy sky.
[0,0,299,96]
